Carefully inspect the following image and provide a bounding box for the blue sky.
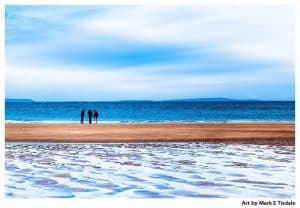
[5,6,294,101]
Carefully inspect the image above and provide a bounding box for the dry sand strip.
[5,122,295,145]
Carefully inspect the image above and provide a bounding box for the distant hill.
[5,98,34,102]
[164,97,260,102]
[119,100,153,102]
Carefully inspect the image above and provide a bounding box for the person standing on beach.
[80,109,85,124]
[88,109,93,124]
[93,110,99,124]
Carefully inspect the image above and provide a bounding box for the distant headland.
[5,98,34,102]
[163,97,260,102]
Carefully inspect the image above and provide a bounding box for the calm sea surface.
[5,101,295,123]
[6,143,295,198]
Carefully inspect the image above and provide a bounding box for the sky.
[5,5,295,101]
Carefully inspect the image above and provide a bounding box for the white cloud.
[79,6,294,64]
[6,63,293,101]
[5,6,295,100]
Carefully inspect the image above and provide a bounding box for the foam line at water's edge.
[4,119,294,124]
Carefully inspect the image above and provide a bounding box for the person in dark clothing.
[88,109,93,124]
[80,109,85,124]
[93,110,99,124]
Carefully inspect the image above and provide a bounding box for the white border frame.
[0,1,298,208]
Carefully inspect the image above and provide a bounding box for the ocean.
[5,101,295,123]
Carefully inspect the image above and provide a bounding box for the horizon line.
[5,98,295,102]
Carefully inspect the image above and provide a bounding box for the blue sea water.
[5,101,295,123]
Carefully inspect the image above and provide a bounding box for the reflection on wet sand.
[5,142,295,198]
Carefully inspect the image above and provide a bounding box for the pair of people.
[80,109,99,124]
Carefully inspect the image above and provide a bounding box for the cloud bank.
[5,6,294,101]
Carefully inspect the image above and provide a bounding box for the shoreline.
[5,122,295,145]
[5,120,294,124]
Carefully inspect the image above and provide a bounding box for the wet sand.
[5,122,295,145]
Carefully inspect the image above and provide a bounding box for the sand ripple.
[5,142,295,198]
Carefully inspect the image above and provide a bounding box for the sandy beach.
[5,122,295,145]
